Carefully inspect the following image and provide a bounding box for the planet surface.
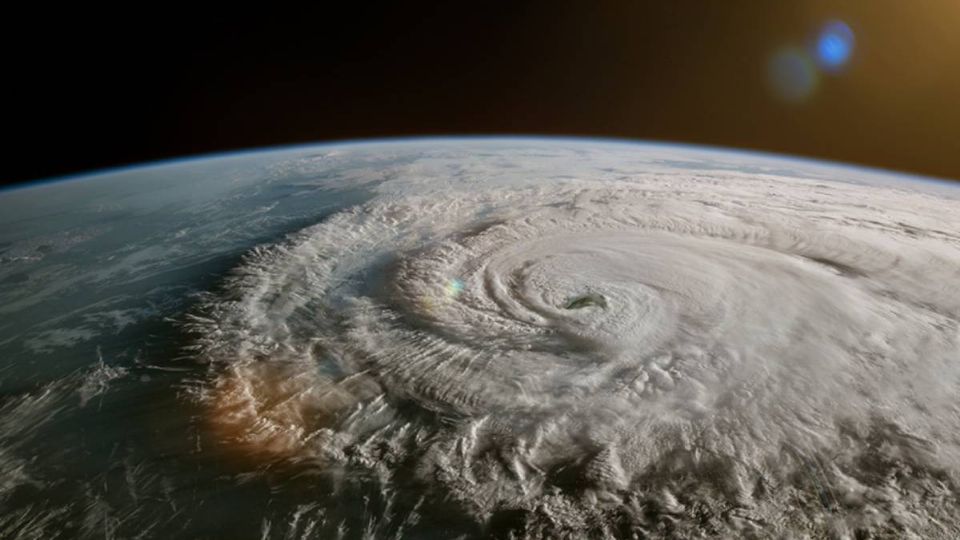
[1,138,959,539]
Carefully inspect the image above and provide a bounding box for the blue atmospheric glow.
[816,20,854,70]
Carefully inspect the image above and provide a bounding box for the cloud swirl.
[188,149,960,537]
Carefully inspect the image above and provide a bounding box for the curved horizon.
[4,135,958,195]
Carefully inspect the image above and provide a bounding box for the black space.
[5,2,960,185]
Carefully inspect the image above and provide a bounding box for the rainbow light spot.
[445,278,464,299]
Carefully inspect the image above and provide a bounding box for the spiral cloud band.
[188,143,960,537]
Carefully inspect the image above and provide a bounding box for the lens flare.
[768,47,818,103]
[445,277,464,298]
[815,20,854,71]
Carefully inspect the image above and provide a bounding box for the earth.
[1,138,959,539]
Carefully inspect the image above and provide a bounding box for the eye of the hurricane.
[563,292,607,310]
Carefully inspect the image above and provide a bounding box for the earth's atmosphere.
[1,138,959,539]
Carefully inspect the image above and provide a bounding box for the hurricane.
[181,147,960,538]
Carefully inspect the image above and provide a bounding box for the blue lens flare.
[768,19,854,103]
[815,20,854,71]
